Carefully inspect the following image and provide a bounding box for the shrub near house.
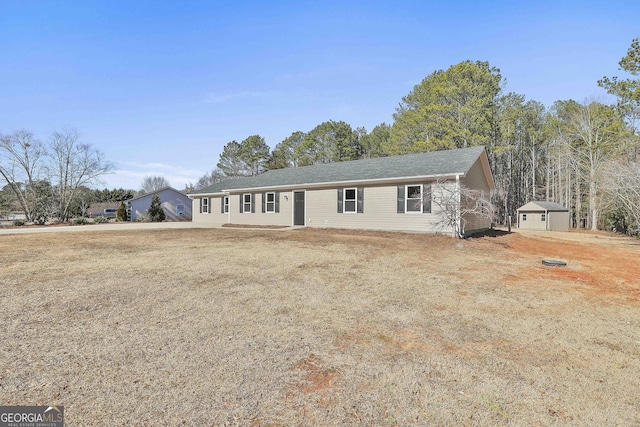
[148,193,166,222]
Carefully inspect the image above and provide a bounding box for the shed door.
[293,191,305,226]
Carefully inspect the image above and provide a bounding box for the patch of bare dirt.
[491,230,640,303]
[294,354,339,393]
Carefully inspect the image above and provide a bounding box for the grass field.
[1,227,639,425]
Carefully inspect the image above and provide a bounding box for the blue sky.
[1,0,638,189]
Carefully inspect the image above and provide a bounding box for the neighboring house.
[127,187,192,221]
[517,201,569,231]
[88,202,119,216]
[189,146,495,235]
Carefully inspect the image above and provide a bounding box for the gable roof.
[90,202,119,211]
[517,201,568,212]
[191,146,492,196]
[126,186,186,203]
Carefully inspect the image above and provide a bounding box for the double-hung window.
[221,196,229,213]
[201,197,209,214]
[265,192,276,213]
[261,192,280,213]
[344,188,357,213]
[177,204,185,216]
[406,185,422,213]
[337,188,363,213]
[397,184,431,214]
[243,194,252,213]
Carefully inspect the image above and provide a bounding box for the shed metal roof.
[191,146,490,196]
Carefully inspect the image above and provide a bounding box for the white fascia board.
[187,191,228,199]
[479,152,496,189]
[218,173,463,194]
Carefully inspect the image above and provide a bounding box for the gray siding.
[193,185,447,233]
[518,212,547,230]
[191,196,230,225]
[190,155,493,235]
[228,192,292,226]
[460,158,492,234]
[130,189,192,221]
[518,210,569,231]
[548,211,570,231]
[304,185,442,232]
[461,158,491,193]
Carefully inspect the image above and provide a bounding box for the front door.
[293,191,305,226]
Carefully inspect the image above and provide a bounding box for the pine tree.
[116,201,128,221]
[390,60,502,153]
[148,193,165,222]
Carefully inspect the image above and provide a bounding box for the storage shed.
[517,201,569,231]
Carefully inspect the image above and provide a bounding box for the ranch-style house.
[189,146,495,235]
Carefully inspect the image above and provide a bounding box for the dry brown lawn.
[1,227,639,426]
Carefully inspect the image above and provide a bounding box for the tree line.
[0,127,186,222]
[0,128,113,223]
[0,126,187,223]
[194,39,640,236]
[3,39,638,234]
[0,168,177,222]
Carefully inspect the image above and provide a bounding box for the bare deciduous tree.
[194,168,224,190]
[140,175,170,194]
[431,178,497,238]
[563,101,625,230]
[601,160,640,234]
[48,128,114,222]
[0,130,45,221]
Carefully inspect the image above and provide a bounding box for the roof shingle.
[192,146,487,195]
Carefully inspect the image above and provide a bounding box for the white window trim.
[405,184,423,214]
[343,187,357,214]
[202,197,209,214]
[265,192,276,213]
[243,193,252,213]
[177,204,185,215]
[223,196,229,214]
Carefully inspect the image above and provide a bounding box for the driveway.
[0,221,211,235]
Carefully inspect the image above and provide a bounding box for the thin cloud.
[102,160,205,190]
[114,160,202,177]
[104,169,200,191]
